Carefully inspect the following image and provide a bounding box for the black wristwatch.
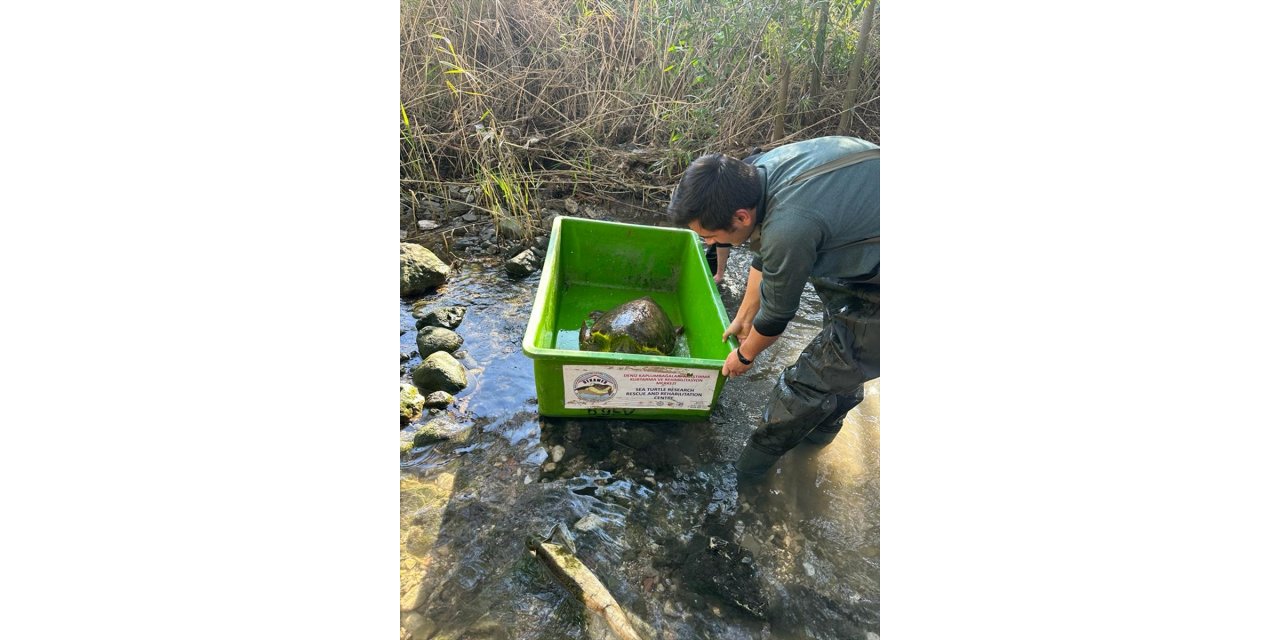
[735,348,753,365]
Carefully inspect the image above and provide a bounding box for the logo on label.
[572,372,617,403]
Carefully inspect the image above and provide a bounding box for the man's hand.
[722,318,750,343]
[722,349,752,378]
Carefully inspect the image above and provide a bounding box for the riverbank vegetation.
[401,0,879,235]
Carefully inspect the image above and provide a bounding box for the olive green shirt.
[748,136,880,336]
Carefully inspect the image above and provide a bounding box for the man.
[667,136,879,478]
[705,242,732,285]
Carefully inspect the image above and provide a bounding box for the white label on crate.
[562,364,718,410]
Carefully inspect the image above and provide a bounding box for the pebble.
[550,445,565,463]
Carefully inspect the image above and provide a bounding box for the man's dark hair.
[667,153,762,231]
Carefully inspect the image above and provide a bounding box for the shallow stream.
[400,224,880,640]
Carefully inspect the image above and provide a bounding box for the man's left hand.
[722,350,752,378]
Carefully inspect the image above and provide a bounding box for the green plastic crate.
[521,216,737,419]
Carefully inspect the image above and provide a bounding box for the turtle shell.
[578,296,678,355]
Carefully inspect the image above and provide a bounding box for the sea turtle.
[578,296,682,356]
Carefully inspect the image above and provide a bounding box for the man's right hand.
[722,318,750,343]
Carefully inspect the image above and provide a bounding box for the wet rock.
[496,215,524,240]
[415,326,464,356]
[504,248,541,278]
[534,235,549,250]
[400,384,425,425]
[401,471,454,537]
[550,445,565,463]
[400,243,450,297]
[618,426,656,450]
[461,617,508,639]
[423,391,453,409]
[401,612,429,638]
[678,533,768,619]
[573,513,606,532]
[411,351,468,394]
[411,417,472,446]
[461,212,480,223]
[444,200,469,215]
[415,305,466,329]
[400,579,427,612]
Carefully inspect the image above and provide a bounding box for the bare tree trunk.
[839,0,877,136]
[773,59,791,142]
[805,0,830,125]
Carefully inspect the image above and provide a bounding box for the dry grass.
[401,0,880,226]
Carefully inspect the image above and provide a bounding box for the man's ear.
[733,208,753,227]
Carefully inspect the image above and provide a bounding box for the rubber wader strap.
[786,149,879,186]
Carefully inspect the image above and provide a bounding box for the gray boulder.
[413,305,466,329]
[504,248,541,278]
[411,351,467,394]
[412,416,472,446]
[415,326,463,356]
[400,243,450,298]
[496,215,525,240]
[424,391,454,409]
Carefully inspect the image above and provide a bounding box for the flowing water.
[400,233,880,640]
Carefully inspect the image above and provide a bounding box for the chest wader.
[736,147,880,478]
[736,280,879,477]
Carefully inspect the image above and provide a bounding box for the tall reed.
[401,0,880,225]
